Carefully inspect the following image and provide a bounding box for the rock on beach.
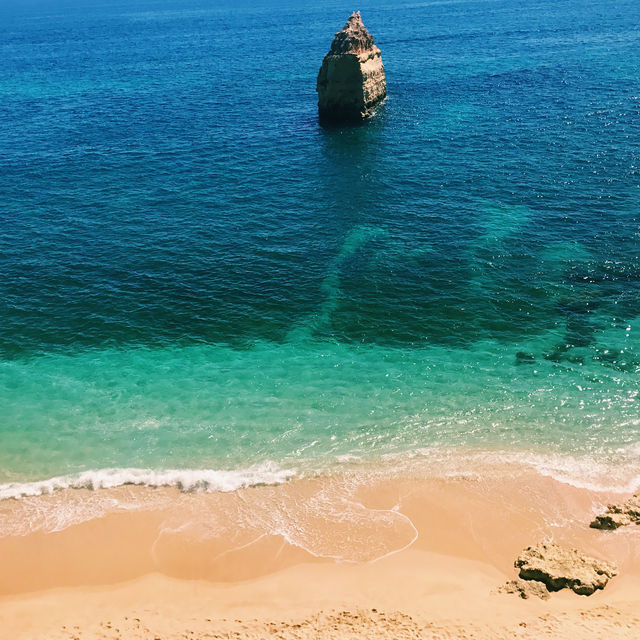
[498,578,550,600]
[590,495,640,530]
[515,543,617,596]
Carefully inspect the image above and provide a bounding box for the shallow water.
[1,0,639,495]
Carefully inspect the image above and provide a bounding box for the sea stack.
[316,12,386,124]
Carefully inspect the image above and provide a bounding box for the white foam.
[514,452,640,494]
[0,463,296,501]
[378,446,640,495]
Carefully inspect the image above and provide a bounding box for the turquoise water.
[1,0,640,494]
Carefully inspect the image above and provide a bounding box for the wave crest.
[0,464,296,500]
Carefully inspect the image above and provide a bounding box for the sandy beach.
[1,466,639,639]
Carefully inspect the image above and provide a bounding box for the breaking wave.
[0,463,296,501]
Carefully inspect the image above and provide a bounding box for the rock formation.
[316,12,386,124]
[498,578,550,600]
[515,543,617,596]
[590,494,640,530]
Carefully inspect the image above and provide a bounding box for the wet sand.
[1,467,639,639]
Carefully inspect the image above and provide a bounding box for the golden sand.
[1,468,639,639]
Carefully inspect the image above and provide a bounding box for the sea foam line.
[0,464,296,500]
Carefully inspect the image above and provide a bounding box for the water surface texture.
[1,0,640,492]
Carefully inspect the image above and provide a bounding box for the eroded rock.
[498,578,550,600]
[515,543,617,596]
[316,12,386,124]
[590,495,640,530]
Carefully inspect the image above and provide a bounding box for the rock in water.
[515,543,617,596]
[316,12,386,124]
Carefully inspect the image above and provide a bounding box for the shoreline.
[3,442,640,503]
[2,465,639,638]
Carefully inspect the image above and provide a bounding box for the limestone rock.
[498,578,550,600]
[515,543,617,596]
[591,512,634,530]
[316,12,386,124]
[590,495,640,530]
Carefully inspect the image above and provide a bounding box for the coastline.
[3,0,640,637]
[2,464,639,638]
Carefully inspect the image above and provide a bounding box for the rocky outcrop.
[498,578,550,600]
[316,12,386,124]
[515,543,617,596]
[590,495,640,530]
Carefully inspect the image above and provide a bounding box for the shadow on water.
[298,106,391,343]
[316,103,388,175]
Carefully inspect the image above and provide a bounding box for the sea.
[1,0,640,524]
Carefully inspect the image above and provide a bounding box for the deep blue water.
[1,0,640,492]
